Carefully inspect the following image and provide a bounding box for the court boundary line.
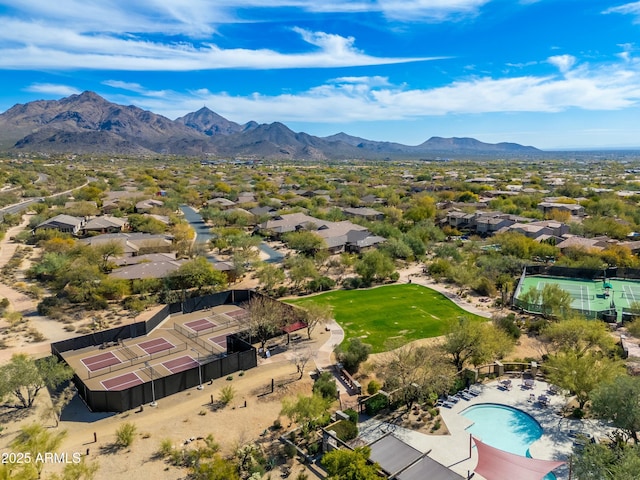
[100,371,143,391]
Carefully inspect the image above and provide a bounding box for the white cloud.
[603,2,640,21]
[0,19,434,70]
[24,83,81,96]
[329,76,392,87]
[547,54,576,73]
[377,0,491,21]
[119,56,640,122]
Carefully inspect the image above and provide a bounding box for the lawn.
[286,284,486,353]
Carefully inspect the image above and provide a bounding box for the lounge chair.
[456,390,473,401]
[528,393,536,403]
[436,399,456,409]
[447,395,460,404]
[499,379,512,390]
[468,386,482,396]
[538,395,549,406]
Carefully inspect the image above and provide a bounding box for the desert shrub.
[306,276,335,293]
[219,385,235,405]
[330,419,358,442]
[474,276,497,297]
[493,313,521,339]
[283,443,297,459]
[115,422,137,448]
[344,408,358,424]
[37,296,63,315]
[367,379,381,395]
[342,276,363,290]
[157,438,174,458]
[626,319,640,338]
[526,318,548,335]
[364,393,389,416]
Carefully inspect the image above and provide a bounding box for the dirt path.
[0,218,65,360]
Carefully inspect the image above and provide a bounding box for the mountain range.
[0,91,541,160]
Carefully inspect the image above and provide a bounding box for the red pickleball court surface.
[225,308,247,318]
[184,318,216,332]
[209,334,227,348]
[137,337,175,355]
[81,351,122,372]
[101,372,143,391]
[162,355,199,374]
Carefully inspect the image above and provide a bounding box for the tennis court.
[185,318,217,332]
[81,351,122,372]
[209,334,227,348]
[101,372,143,391]
[515,274,640,318]
[162,355,200,374]
[137,337,175,355]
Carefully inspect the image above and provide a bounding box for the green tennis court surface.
[515,275,640,317]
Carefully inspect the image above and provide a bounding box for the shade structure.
[282,321,307,333]
[473,437,564,480]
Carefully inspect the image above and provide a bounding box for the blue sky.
[1,1,640,150]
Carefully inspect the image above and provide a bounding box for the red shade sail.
[473,436,564,480]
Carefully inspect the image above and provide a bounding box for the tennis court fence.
[512,297,599,319]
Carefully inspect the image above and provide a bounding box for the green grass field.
[286,284,486,353]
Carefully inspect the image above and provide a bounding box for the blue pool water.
[461,403,557,480]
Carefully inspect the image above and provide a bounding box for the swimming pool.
[461,403,557,479]
[462,403,542,455]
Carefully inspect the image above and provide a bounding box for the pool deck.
[356,378,614,480]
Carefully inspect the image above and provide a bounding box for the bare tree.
[377,340,455,408]
[299,302,334,339]
[243,295,287,350]
[290,345,315,379]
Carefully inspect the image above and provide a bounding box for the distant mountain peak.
[0,92,542,159]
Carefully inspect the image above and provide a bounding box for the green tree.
[540,283,573,318]
[50,457,100,480]
[572,442,640,480]
[255,262,286,293]
[286,256,319,290]
[313,372,338,400]
[10,423,68,479]
[542,318,616,357]
[441,317,513,371]
[322,447,380,480]
[404,195,436,223]
[169,257,227,291]
[544,352,625,409]
[280,393,331,428]
[354,250,396,284]
[0,355,73,409]
[92,240,124,273]
[336,338,372,374]
[591,376,640,444]
[282,230,327,256]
